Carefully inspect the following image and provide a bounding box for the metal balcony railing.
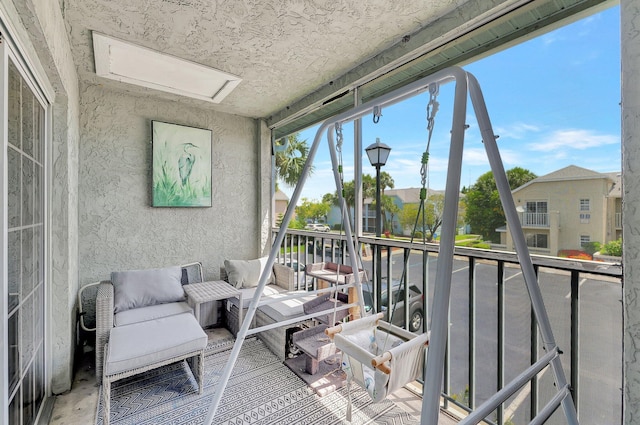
[522,212,549,227]
[273,228,623,425]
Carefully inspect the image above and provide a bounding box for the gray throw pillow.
[224,257,273,289]
[111,266,185,313]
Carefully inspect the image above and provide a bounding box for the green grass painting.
[152,121,212,207]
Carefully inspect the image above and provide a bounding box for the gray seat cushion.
[105,313,207,376]
[114,301,193,327]
[226,284,284,309]
[257,291,315,322]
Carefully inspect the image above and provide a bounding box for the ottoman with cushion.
[102,313,207,425]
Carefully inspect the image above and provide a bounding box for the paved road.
[349,251,622,425]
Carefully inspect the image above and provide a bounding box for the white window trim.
[579,198,590,212]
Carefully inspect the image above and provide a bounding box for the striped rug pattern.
[96,337,418,424]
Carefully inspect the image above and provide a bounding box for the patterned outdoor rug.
[95,337,418,425]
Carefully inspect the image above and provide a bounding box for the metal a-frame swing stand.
[204,66,579,425]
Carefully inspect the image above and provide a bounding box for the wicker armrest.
[272,263,295,291]
[95,281,114,383]
[220,262,295,291]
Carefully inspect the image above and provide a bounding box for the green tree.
[371,195,400,231]
[275,133,313,188]
[423,194,445,241]
[396,195,446,242]
[362,174,376,199]
[399,203,420,235]
[384,196,400,233]
[295,198,331,224]
[602,238,622,257]
[398,193,466,240]
[329,175,376,226]
[379,171,394,196]
[465,167,537,242]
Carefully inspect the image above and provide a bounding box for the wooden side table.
[184,280,243,330]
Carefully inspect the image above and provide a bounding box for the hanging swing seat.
[291,324,339,374]
[305,262,365,285]
[326,313,429,403]
[306,262,366,321]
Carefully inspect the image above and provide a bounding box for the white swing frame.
[204,66,579,425]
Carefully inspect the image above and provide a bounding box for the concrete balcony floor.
[47,329,459,424]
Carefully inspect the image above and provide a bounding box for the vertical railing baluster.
[423,250,429,330]
[444,308,450,410]
[374,243,381,314]
[570,270,580,417]
[469,256,476,410]
[531,264,539,420]
[386,246,393,312]
[497,261,505,424]
[403,248,410,330]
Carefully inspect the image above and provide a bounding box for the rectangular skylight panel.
[93,32,241,103]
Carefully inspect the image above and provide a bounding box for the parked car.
[362,278,424,332]
[304,223,331,232]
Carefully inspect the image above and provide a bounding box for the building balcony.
[48,228,622,424]
[521,212,550,228]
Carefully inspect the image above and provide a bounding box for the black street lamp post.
[366,138,391,309]
[365,137,391,237]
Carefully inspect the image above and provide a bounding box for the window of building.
[580,235,591,247]
[526,233,548,248]
[524,201,548,226]
[580,198,590,211]
[526,200,548,214]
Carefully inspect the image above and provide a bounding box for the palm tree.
[275,133,313,188]
[379,171,395,196]
[383,196,400,233]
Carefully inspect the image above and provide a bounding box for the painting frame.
[152,121,212,207]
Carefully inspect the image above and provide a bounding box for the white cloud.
[494,122,542,140]
[529,129,619,151]
[463,148,489,166]
[541,33,561,46]
[461,146,521,167]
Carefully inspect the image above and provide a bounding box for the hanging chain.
[420,83,439,197]
[335,122,345,196]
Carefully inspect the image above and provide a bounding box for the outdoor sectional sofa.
[221,258,316,359]
[94,263,208,425]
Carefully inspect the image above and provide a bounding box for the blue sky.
[281,5,621,203]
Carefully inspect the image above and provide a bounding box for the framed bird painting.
[151,121,212,207]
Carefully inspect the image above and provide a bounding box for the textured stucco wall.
[1,0,81,393]
[78,84,268,285]
[622,1,640,422]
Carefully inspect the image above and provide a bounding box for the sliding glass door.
[4,46,48,425]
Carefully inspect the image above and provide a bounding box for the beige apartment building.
[274,189,291,226]
[502,165,621,256]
